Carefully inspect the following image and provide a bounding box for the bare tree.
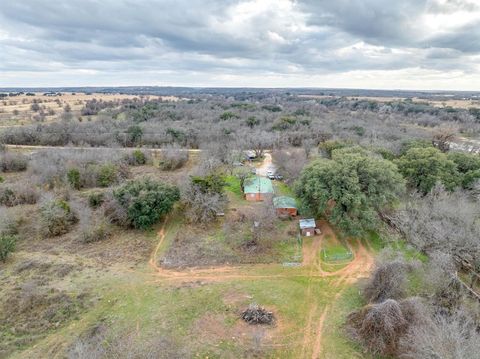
[347,298,424,357]
[233,166,253,191]
[271,149,307,183]
[159,145,189,170]
[432,128,456,153]
[394,185,480,266]
[245,131,275,158]
[400,310,480,359]
[363,256,415,303]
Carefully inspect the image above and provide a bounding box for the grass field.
[298,94,480,109]
[2,209,378,359]
[0,93,175,127]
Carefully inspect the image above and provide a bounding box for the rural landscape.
[1,88,480,358]
[2,1,480,358]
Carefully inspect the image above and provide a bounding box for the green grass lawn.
[274,231,302,263]
[365,231,384,252]
[364,230,427,262]
[390,240,428,262]
[274,181,295,197]
[224,175,244,199]
[321,234,352,262]
[320,285,368,359]
[12,266,356,359]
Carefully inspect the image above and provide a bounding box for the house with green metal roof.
[244,176,274,201]
[273,196,298,217]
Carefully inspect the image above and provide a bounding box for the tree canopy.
[396,147,460,194]
[296,148,405,235]
[113,179,180,229]
[447,152,480,189]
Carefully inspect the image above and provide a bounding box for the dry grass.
[298,94,480,109]
[0,93,177,127]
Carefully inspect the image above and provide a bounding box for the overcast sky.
[1,0,480,90]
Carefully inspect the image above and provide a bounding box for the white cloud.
[0,0,479,89]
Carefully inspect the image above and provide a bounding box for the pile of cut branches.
[241,304,275,325]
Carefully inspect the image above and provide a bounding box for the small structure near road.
[299,218,319,237]
[244,176,274,201]
[273,196,298,217]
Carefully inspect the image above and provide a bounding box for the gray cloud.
[0,0,479,88]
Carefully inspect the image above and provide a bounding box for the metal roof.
[273,196,297,209]
[243,176,274,194]
[299,218,316,229]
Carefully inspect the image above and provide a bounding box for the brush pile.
[241,304,275,325]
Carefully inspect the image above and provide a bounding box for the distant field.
[0,93,178,127]
[298,94,480,109]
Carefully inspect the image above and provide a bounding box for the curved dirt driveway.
[149,218,374,358]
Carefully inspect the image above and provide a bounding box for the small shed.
[273,196,298,217]
[244,176,274,201]
[299,218,318,237]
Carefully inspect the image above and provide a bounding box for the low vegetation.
[347,249,480,358]
[0,150,28,172]
[159,146,189,170]
[39,198,78,237]
[0,234,16,262]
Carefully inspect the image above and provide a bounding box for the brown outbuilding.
[273,196,298,217]
[299,218,319,237]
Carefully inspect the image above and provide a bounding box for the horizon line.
[0,85,479,93]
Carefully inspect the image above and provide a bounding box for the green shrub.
[461,169,480,189]
[40,199,78,237]
[113,179,180,229]
[246,116,259,128]
[82,163,129,188]
[219,111,239,120]
[67,168,81,189]
[88,191,104,208]
[375,147,396,161]
[124,149,149,166]
[191,174,225,195]
[319,140,348,158]
[0,234,16,262]
[0,187,15,206]
[97,164,118,187]
[0,176,4,183]
[132,149,146,165]
[272,117,297,131]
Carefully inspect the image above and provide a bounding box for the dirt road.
[5,144,201,153]
[149,218,374,358]
[256,152,275,177]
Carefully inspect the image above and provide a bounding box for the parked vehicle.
[268,172,284,180]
